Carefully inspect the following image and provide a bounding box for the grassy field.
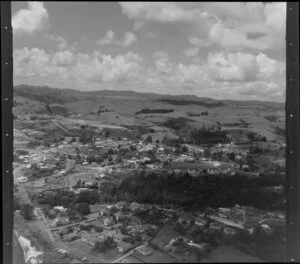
[132,247,176,263]
[13,233,25,264]
[14,85,285,143]
[201,245,263,263]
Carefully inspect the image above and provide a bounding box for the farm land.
[13,85,286,263]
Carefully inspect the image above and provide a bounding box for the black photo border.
[2,1,300,263]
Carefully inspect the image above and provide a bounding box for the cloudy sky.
[12,2,286,101]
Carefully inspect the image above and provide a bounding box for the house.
[223,227,237,237]
[17,176,28,183]
[187,242,209,254]
[81,232,101,246]
[53,206,66,212]
[103,217,114,226]
[136,245,152,256]
[178,215,194,229]
[115,201,128,210]
[115,212,126,221]
[56,216,69,226]
[194,218,207,229]
[56,248,68,257]
[209,222,222,232]
[260,224,273,235]
[130,202,141,211]
[219,207,231,214]
[101,229,123,240]
[117,241,132,253]
[206,168,220,175]
[99,207,111,217]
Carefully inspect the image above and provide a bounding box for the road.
[112,244,144,263]
[18,184,32,205]
[258,218,285,226]
[34,208,55,242]
[207,215,245,230]
[13,232,25,264]
[16,184,108,263]
[51,119,68,133]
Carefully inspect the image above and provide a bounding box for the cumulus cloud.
[184,36,211,57]
[97,30,137,47]
[52,50,75,66]
[48,35,68,50]
[119,2,286,53]
[118,31,137,47]
[12,2,49,36]
[96,30,115,45]
[207,52,285,82]
[184,47,199,57]
[189,36,211,48]
[14,47,51,77]
[237,81,284,101]
[14,47,144,85]
[75,51,143,83]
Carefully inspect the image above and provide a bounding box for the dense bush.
[77,190,99,204]
[158,99,224,108]
[135,108,174,115]
[189,127,230,145]
[115,171,284,211]
[265,115,277,122]
[93,236,117,253]
[77,203,91,216]
[163,117,194,131]
[274,126,285,137]
[20,204,34,220]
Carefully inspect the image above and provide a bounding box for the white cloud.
[189,36,211,48]
[96,30,115,45]
[97,30,137,47]
[14,47,144,85]
[52,50,75,66]
[74,51,144,83]
[264,2,286,33]
[208,52,257,81]
[119,31,137,47]
[207,52,285,82]
[184,47,199,57]
[12,2,49,36]
[120,2,286,53]
[255,53,285,78]
[184,36,211,57]
[14,47,51,77]
[237,81,284,101]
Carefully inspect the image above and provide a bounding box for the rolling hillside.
[13,84,285,142]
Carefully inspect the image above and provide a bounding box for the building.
[115,201,128,210]
[260,224,273,235]
[136,245,152,256]
[130,202,142,211]
[219,208,231,215]
[101,229,123,240]
[178,215,194,229]
[53,206,66,212]
[195,218,207,229]
[209,222,222,232]
[223,227,237,237]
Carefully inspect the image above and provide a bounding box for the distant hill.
[13,84,285,142]
[13,84,285,108]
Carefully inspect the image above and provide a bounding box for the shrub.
[20,204,34,220]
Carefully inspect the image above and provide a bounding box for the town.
[13,102,286,263]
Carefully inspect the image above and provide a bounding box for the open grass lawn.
[133,247,176,263]
[151,224,180,250]
[201,245,263,263]
[13,233,25,264]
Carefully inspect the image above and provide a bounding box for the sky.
[12,2,286,102]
